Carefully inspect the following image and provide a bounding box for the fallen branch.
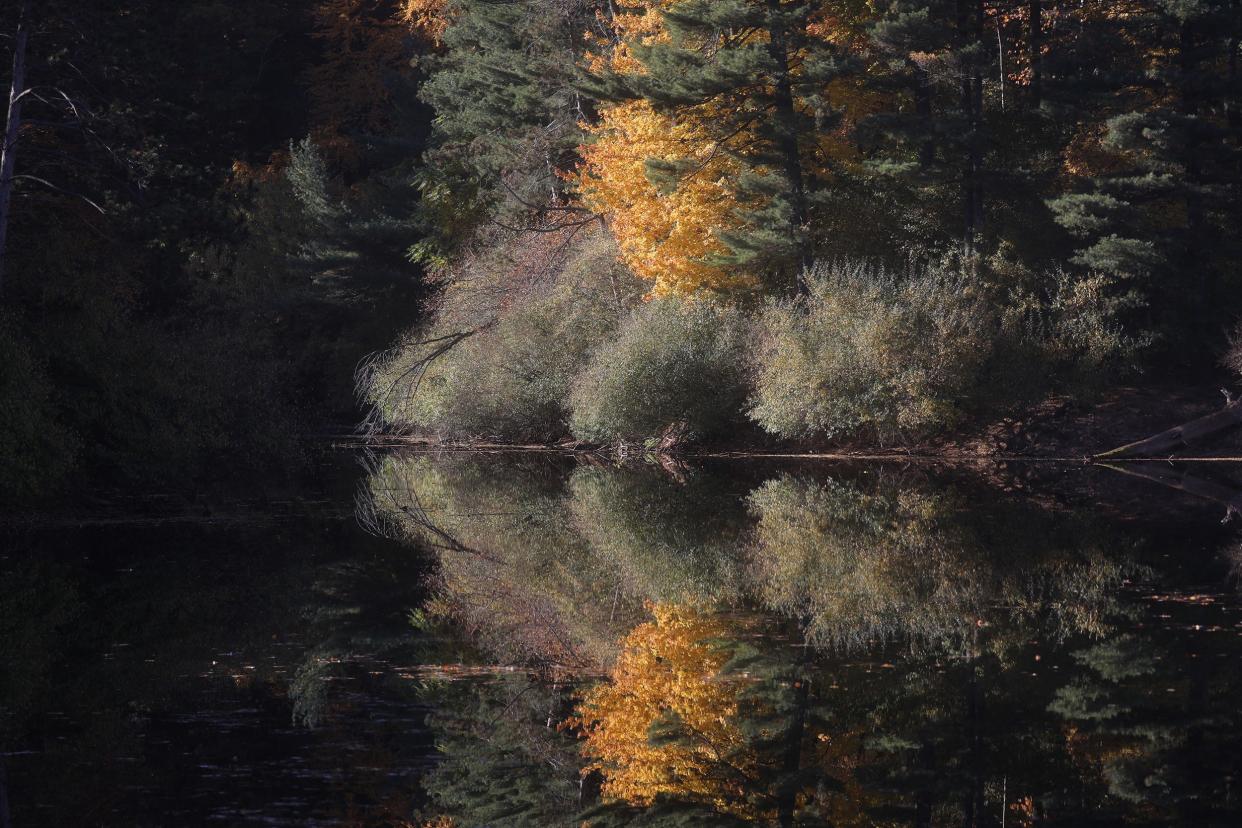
[1094,398,1242,459]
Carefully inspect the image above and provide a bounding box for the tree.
[0,0,29,294]
[419,675,585,827]
[865,0,991,251]
[579,0,868,295]
[305,0,413,166]
[1047,0,1242,340]
[410,0,604,265]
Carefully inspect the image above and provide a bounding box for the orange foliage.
[570,604,753,813]
[399,0,450,46]
[575,0,874,296]
[578,101,750,297]
[306,0,410,165]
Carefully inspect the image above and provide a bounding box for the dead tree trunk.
[0,0,30,297]
[1094,398,1242,459]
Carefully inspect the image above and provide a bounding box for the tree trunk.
[0,0,30,298]
[914,737,936,828]
[766,0,813,295]
[777,643,811,828]
[1029,0,1043,107]
[0,756,10,828]
[908,56,935,167]
[1178,18,1208,320]
[1227,0,1240,131]
[958,0,985,249]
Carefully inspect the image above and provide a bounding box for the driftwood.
[1094,398,1242,459]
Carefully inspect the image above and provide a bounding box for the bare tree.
[0,0,30,295]
[0,0,117,299]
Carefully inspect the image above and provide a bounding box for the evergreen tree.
[1047,0,1242,341]
[412,0,604,264]
[865,0,989,252]
[419,675,586,827]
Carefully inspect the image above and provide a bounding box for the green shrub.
[749,260,992,443]
[990,265,1143,398]
[367,228,641,440]
[568,298,750,444]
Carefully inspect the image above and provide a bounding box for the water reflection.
[365,452,1242,826]
[7,453,1242,824]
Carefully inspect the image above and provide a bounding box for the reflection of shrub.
[366,453,637,668]
[749,260,992,443]
[748,474,982,649]
[369,228,642,441]
[748,474,1135,650]
[568,466,745,602]
[569,299,750,443]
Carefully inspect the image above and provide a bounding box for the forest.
[3,0,1242,505]
[5,3,1242,825]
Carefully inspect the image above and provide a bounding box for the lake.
[5,449,1242,826]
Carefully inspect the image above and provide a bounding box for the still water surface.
[5,450,1242,825]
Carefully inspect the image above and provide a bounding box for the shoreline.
[350,384,1242,464]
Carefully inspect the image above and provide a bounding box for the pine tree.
[419,674,585,827]
[865,0,989,251]
[411,0,603,265]
[1047,0,1242,340]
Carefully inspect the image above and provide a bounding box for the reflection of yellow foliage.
[571,604,752,813]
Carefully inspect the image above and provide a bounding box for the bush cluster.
[367,246,1138,447]
[568,299,750,443]
[750,260,992,443]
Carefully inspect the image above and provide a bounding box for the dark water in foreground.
[6,450,1242,826]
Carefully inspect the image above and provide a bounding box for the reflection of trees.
[366,453,638,668]
[572,604,752,815]
[418,674,584,827]
[289,541,433,728]
[568,465,746,603]
[1047,620,1242,822]
[748,474,1138,653]
[571,604,882,827]
[364,456,755,669]
[374,455,1242,825]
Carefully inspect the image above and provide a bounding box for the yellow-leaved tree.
[305,0,410,166]
[398,0,449,46]
[576,0,874,296]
